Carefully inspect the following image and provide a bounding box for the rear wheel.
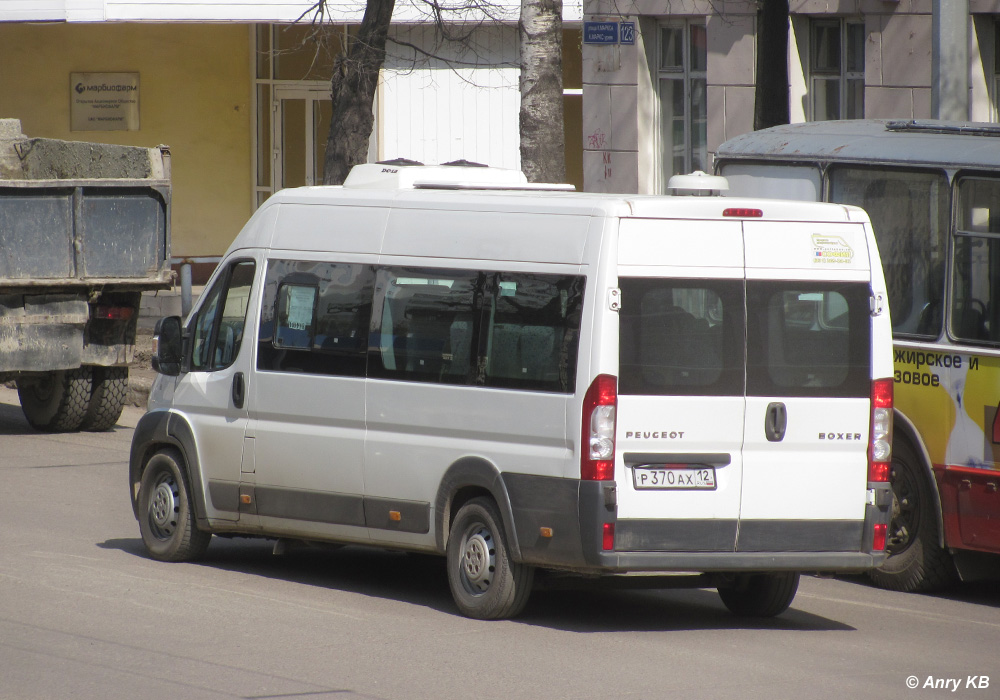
[868,439,957,591]
[80,366,128,431]
[717,572,799,617]
[137,448,211,562]
[16,367,92,432]
[446,497,533,620]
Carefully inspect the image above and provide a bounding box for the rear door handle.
[765,402,787,442]
[232,371,245,409]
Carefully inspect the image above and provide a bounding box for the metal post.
[180,262,193,317]
[932,0,970,121]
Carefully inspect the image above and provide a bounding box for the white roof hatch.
[342,159,575,191]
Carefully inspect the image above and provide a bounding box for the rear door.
[739,221,873,552]
[615,219,746,552]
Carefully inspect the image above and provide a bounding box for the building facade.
[0,0,582,278]
[583,1,1000,194]
[5,1,1000,267]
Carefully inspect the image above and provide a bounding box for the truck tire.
[16,367,93,432]
[867,438,957,592]
[80,366,128,432]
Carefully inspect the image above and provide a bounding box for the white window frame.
[809,18,865,121]
[655,19,707,192]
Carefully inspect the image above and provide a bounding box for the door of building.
[271,85,379,191]
[272,85,332,190]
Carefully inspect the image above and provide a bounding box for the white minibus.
[130,161,894,619]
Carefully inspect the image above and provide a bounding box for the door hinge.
[870,292,886,317]
[608,287,622,312]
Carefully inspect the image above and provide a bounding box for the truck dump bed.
[0,120,171,290]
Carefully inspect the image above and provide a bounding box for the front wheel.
[446,497,534,620]
[717,572,799,617]
[137,448,211,562]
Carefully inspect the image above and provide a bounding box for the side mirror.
[151,316,184,376]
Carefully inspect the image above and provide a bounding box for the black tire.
[446,497,534,620]
[80,366,128,432]
[868,438,957,592]
[16,367,93,432]
[718,572,799,617]
[137,448,211,562]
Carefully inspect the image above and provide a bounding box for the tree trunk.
[322,0,396,185]
[519,0,565,183]
[753,0,790,131]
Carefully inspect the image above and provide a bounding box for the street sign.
[584,21,619,45]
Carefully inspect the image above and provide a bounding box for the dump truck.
[0,118,171,431]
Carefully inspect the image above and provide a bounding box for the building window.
[993,21,1000,120]
[657,21,707,187]
[810,19,865,120]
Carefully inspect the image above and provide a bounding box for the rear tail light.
[872,523,887,552]
[869,378,893,482]
[92,305,135,321]
[602,522,616,551]
[582,374,617,481]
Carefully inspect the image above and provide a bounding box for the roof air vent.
[667,171,729,196]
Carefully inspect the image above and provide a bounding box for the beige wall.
[0,22,253,259]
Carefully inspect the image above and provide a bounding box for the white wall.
[381,25,521,169]
[2,0,582,23]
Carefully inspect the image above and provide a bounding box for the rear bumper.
[589,550,884,573]
[501,472,890,574]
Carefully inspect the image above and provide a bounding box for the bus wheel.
[446,497,533,620]
[868,439,957,592]
[137,448,211,562]
[717,572,799,617]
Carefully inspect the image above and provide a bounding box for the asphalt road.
[1,385,998,700]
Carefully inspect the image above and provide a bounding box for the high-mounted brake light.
[869,378,894,482]
[722,208,764,218]
[582,374,617,481]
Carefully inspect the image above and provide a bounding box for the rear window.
[619,278,745,396]
[746,281,871,398]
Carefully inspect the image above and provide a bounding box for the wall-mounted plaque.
[70,72,139,131]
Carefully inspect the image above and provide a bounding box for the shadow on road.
[99,535,854,633]
[0,397,31,434]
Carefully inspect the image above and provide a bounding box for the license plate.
[632,466,717,490]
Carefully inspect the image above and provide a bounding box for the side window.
[619,278,744,396]
[257,260,374,376]
[370,267,481,384]
[830,166,949,338]
[746,281,870,398]
[483,272,585,393]
[952,177,1000,343]
[189,260,256,372]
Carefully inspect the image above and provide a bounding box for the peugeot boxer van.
[130,162,894,620]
